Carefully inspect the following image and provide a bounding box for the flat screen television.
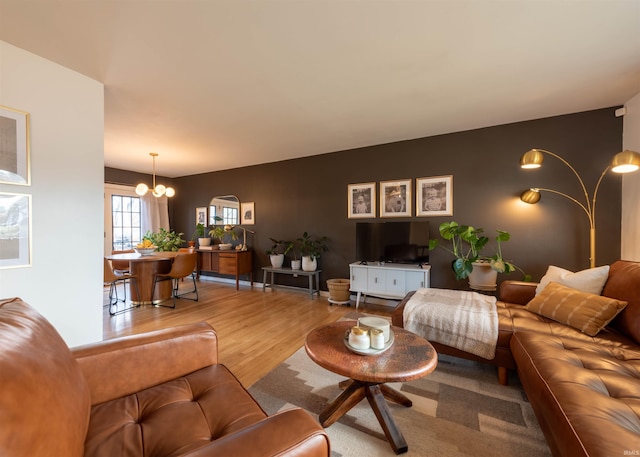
[355,221,430,265]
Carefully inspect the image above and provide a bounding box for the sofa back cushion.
[535,264,610,296]
[604,260,640,343]
[0,297,91,457]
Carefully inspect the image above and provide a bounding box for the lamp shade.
[153,184,167,197]
[520,188,541,204]
[135,183,149,196]
[611,150,640,173]
[520,149,545,169]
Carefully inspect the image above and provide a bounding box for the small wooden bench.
[262,267,321,299]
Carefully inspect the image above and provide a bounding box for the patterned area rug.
[249,314,551,457]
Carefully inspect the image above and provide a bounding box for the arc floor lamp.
[519,148,640,268]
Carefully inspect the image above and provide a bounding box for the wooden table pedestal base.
[319,379,412,454]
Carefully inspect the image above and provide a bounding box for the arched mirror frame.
[209,195,240,226]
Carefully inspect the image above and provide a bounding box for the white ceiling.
[1,1,639,178]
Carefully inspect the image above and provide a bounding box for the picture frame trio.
[0,105,31,269]
[348,175,452,219]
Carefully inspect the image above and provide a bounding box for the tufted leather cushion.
[604,260,640,344]
[84,364,267,457]
[526,281,627,336]
[0,297,91,457]
[512,331,640,457]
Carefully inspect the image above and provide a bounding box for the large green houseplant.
[143,228,185,252]
[428,221,529,281]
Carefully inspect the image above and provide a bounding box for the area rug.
[249,315,551,457]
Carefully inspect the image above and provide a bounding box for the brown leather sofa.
[392,260,640,457]
[0,297,330,457]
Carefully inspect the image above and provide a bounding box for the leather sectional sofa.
[0,297,330,457]
[392,259,640,457]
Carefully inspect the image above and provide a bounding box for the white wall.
[0,41,104,346]
[622,92,640,261]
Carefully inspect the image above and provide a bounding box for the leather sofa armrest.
[183,409,330,457]
[499,280,537,305]
[391,291,416,327]
[72,322,218,405]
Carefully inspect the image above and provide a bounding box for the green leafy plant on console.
[428,221,530,281]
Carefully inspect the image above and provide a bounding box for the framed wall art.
[348,182,376,218]
[0,105,30,186]
[196,206,207,226]
[241,202,255,225]
[416,175,453,216]
[380,179,411,217]
[0,192,31,269]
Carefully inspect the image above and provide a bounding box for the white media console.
[349,261,431,309]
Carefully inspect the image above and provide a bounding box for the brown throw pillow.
[526,281,627,336]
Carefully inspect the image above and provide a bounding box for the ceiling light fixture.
[135,152,175,198]
[519,148,640,268]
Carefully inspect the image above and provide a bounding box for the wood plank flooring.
[104,279,394,388]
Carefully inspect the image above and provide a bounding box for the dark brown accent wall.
[106,107,623,291]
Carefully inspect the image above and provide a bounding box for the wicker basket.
[326,278,351,302]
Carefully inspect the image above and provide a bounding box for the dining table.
[105,251,180,305]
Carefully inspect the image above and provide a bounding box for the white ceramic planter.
[291,259,302,270]
[198,237,211,246]
[302,256,317,272]
[270,254,284,268]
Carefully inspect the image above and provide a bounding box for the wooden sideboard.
[197,249,253,290]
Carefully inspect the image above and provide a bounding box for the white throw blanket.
[403,288,499,359]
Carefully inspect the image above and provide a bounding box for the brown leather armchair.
[0,297,330,457]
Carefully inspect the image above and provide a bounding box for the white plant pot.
[291,259,302,270]
[468,262,498,291]
[270,254,284,268]
[198,237,211,246]
[302,256,317,272]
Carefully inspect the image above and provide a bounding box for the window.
[111,194,141,250]
[222,206,239,225]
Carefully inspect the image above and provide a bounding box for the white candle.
[370,328,385,349]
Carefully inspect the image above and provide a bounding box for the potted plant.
[143,228,185,252]
[287,240,302,270]
[428,221,529,287]
[266,238,290,268]
[209,224,238,250]
[191,223,210,247]
[297,232,328,272]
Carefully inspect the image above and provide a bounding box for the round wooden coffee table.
[305,320,437,454]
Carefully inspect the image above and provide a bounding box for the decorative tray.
[343,329,395,355]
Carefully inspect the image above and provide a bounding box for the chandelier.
[135,152,175,198]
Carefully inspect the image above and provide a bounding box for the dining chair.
[111,249,134,274]
[178,247,196,281]
[150,252,199,308]
[104,257,140,315]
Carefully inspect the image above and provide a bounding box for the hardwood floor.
[103,278,392,388]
